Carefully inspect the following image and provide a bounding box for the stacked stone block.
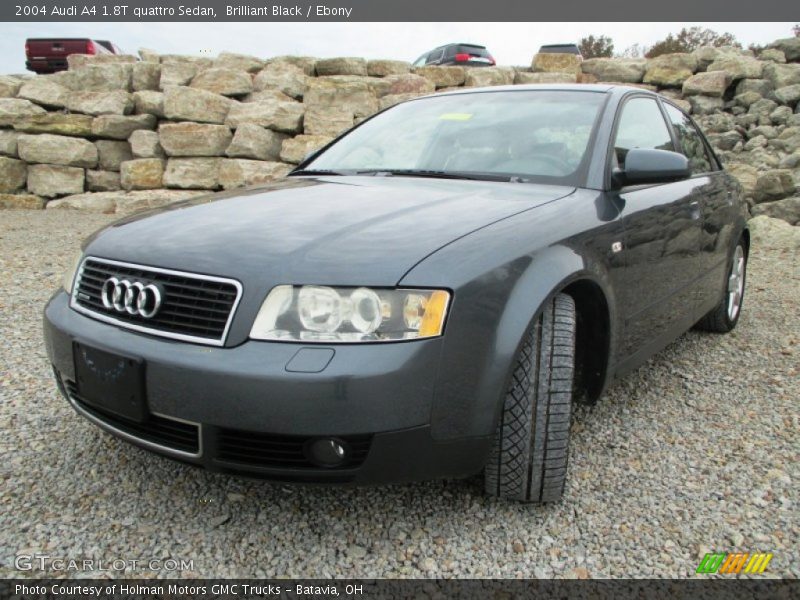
[0,36,797,223]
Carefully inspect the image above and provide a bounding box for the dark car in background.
[413,43,496,67]
[25,38,122,74]
[538,43,583,59]
[44,85,748,504]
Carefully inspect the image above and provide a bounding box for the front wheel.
[695,239,747,333]
[484,293,576,503]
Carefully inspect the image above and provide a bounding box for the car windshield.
[301,90,606,185]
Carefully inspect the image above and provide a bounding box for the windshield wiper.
[291,168,532,183]
[289,168,347,176]
[354,169,523,182]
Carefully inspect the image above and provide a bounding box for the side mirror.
[613,148,690,187]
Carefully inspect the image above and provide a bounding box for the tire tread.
[484,293,576,503]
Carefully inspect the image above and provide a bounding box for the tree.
[579,35,614,59]
[617,44,646,59]
[645,27,742,58]
[793,24,799,37]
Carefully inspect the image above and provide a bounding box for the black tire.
[695,238,747,333]
[484,293,576,503]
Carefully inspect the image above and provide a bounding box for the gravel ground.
[0,210,797,579]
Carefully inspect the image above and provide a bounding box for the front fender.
[400,189,623,441]
[404,242,618,441]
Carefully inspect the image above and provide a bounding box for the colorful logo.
[696,552,773,574]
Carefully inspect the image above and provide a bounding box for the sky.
[0,22,796,75]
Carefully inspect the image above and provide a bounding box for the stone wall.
[0,37,799,224]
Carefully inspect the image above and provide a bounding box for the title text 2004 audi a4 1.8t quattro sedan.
[44,85,748,503]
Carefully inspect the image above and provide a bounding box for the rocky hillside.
[0,38,798,225]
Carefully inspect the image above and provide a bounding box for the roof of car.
[434,42,487,49]
[430,83,653,96]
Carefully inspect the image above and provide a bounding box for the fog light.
[306,438,348,467]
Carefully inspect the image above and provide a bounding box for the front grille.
[71,257,241,346]
[217,428,372,470]
[64,380,200,455]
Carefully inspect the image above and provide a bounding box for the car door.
[661,101,736,316]
[610,95,704,362]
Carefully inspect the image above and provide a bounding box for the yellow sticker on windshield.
[439,113,473,121]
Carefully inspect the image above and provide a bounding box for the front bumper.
[44,291,491,484]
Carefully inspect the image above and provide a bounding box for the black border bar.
[2,579,799,600]
[2,1,797,22]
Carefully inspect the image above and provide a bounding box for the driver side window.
[613,97,674,169]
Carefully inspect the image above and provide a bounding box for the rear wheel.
[484,293,576,503]
[695,239,747,333]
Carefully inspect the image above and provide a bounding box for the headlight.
[250,285,451,342]
[62,251,83,294]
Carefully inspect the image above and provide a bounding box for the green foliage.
[645,27,742,58]
[578,35,614,59]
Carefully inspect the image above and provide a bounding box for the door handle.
[689,201,701,220]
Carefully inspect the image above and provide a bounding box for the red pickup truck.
[25,38,123,74]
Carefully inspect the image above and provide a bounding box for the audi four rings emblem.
[101,277,163,318]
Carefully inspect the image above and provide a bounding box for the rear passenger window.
[613,97,674,169]
[412,54,428,67]
[663,103,714,174]
[426,49,444,64]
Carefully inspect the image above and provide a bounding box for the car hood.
[85,176,574,288]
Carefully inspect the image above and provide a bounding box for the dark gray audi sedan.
[44,85,748,503]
